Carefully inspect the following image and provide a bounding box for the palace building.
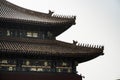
[0,0,104,80]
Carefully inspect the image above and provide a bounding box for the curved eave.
[74,52,104,63]
[0,17,75,26]
[0,37,104,63]
[0,50,104,63]
[0,17,74,36]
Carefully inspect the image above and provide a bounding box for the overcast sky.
[7,0,120,80]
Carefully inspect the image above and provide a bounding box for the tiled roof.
[0,37,104,63]
[0,0,76,25]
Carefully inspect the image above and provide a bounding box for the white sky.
[7,0,120,80]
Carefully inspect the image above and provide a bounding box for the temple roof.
[0,37,104,63]
[0,0,76,25]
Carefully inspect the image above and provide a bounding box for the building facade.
[0,0,104,80]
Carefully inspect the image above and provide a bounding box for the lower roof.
[0,37,104,63]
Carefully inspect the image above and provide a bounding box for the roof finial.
[48,10,54,16]
[73,40,78,45]
[73,16,76,20]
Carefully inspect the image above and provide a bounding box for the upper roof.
[0,37,104,63]
[0,0,76,25]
